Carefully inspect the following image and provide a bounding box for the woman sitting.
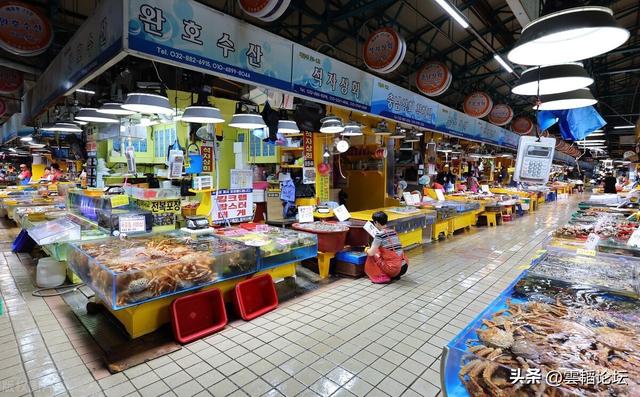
[364,211,409,283]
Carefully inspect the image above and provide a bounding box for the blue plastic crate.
[335,250,367,264]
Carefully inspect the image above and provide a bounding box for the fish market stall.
[350,207,436,248]
[441,248,640,397]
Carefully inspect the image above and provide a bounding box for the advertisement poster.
[303,131,314,167]
[211,189,254,224]
[317,175,330,202]
[370,77,439,129]
[200,144,214,172]
[303,167,316,184]
[230,169,253,189]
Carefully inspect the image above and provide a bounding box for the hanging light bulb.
[415,130,424,137]
[319,115,344,134]
[229,102,266,129]
[341,122,363,136]
[508,6,629,66]
[533,88,597,111]
[182,106,224,124]
[512,63,594,96]
[97,102,136,115]
[278,120,300,134]
[122,92,174,115]
[75,108,120,123]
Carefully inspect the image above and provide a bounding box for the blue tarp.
[537,106,606,141]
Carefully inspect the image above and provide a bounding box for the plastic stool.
[502,214,513,222]
[478,212,501,227]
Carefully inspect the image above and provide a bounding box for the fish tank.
[215,225,317,270]
[442,270,640,397]
[67,189,153,234]
[67,233,257,310]
[529,247,640,296]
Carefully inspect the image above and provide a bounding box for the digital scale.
[513,136,556,185]
[185,216,210,230]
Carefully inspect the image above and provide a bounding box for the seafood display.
[67,234,256,309]
[456,290,640,396]
[555,219,638,242]
[292,221,349,233]
[529,248,640,296]
[215,226,317,269]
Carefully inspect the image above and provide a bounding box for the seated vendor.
[364,211,409,283]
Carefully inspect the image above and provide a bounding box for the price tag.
[577,248,597,257]
[435,189,445,202]
[627,228,640,247]
[403,192,416,205]
[411,193,421,204]
[364,221,380,238]
[333,205,351,222]
[110,195,129,208]
[298,206,314,223]
[584,233,600,251]
[256,224,270,233]
[481,185,490,193]
[119,215,146,233]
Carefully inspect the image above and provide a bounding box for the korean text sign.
[210,189,254,224]
[127,0,293,89]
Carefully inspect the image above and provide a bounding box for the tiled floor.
[0,197,577,397]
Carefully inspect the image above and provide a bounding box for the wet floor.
[0,196,578,396]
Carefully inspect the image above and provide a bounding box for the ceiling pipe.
[0,58,41,76]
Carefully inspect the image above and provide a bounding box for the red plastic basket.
[233,274,278,321]
[170,288,227,344]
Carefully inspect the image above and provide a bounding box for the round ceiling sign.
[238,0,273,16]
[0,1,53,56]
[416,61,451,97]
[463,92,493,118]
[363,28,401,71]
[511,116,534,135]
[487,104,514,126]
[0,66,23,93]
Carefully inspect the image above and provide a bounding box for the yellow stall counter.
[350,207,435,249]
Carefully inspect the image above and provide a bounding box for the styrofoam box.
[253,189,265,203]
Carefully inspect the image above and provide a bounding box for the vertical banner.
[318,175,330,202]
[302,131,314,167]
[200,144,214,172]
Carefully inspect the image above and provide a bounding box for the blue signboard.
[126,0,293,90]
[291,44,374,111]
[370,78,439,129]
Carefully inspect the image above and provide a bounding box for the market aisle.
[0,198,578,397]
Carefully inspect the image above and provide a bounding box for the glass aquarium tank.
[67,233,257,310]
[215,225,317,269]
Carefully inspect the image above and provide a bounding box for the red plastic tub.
[292,222,349,252]
[233,274,278,321]
[170,288,227,344]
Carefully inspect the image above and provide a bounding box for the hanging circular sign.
[511,116,534,135]
[363,28,401,71]
[0,99,6,118]
[487,104,514,126]
[0,66,23,94]
[0,1,53,56]
[463,92,493,118]
[416,61,451,97]
[238,0,274,17]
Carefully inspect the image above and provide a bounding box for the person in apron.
[364,211,409,283]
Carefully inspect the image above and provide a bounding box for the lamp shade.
[341,122,363,136]
[44,122,83,132]
[533,88,597,111]
[181,106,224,124]
[122,92,174,115]
[508,7,629,66]
[97,102,136,115]
[229,113,266,129]
[277,120,300,134]
[512,63,594,96]
[75,108,120,123]
[319,116,344,134]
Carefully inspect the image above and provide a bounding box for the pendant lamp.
[388,126,406,139]
[373,120,391,136]
[122,92,174,115]
[97,102,136,116]
[277,120,300,134]
[43,122,83,132]
[319,115,344,134]
[404,133,420,143]
[512,63,594,96]
[533,88,597,111]
[341,122,363,136]
[182,92,225,124]
[75,108,120,123]
[229,102,266,129]
[508,7,629,66]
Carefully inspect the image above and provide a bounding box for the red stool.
[502,214,513,222]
